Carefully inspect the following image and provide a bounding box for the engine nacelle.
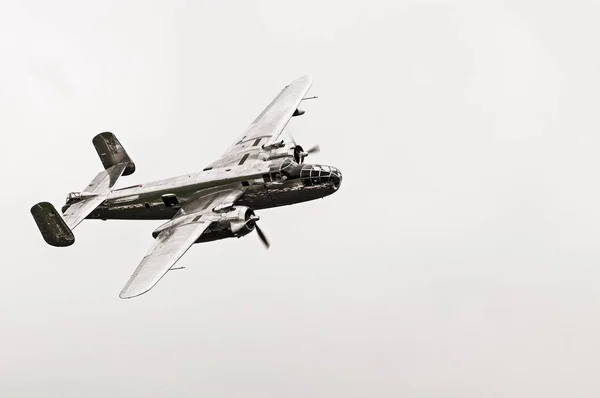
[151,206,258,243]
[222,206,257,236]
[195,206,258,243]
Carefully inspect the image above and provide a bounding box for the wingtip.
[119,291,143,299]
[119,280,154,299]
[291,75,312,85]
[119,286,151,299]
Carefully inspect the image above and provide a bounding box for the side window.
[301,166,311,179]
[310,166,321,178]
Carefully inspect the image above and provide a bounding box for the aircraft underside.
[84,181,337,221]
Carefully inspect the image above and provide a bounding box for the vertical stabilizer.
[92,132,136,176]
[31,202,75,247]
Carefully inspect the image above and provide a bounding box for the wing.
[119,185,246,299]
[119,220,211,299]
[206,75,313,169]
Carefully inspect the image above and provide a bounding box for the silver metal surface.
[119,220,212,299]
[205,75,313,169]
[31,75,343,298]
[61,162,129,229]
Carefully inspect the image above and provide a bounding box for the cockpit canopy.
[280,158,296,176]
[65,191,97,204]
[66,192,83,204]
[264,158,298,182]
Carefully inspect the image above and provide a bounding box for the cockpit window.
[281,159,293,170]
[280,158,296,177]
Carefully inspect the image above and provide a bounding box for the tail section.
[32,132,135,246]
[92,132,135,176]
[31,202,75,247]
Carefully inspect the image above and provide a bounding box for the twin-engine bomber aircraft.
[31,75,342,299]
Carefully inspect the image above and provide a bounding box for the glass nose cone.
[296,163,343,187]
[329,167,342,188]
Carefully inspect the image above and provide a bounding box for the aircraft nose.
[297,164,343,188]
[330,167,342,189]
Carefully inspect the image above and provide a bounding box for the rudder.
[92,132,136,176]
[31,202,75,247]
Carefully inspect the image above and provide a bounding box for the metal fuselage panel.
[83,174,339,221]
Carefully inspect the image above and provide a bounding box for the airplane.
[30,75,342,299]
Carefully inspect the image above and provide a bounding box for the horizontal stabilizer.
[62,162,130,230]
[31,202,75,247]
[62,195,106,230]
[92,132,135,176]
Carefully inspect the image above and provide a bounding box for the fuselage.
[65,159,342,221]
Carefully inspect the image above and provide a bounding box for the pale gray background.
[2,1,600,397]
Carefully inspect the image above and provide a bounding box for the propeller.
[255,223,270,249]
[246,214,270,249]
[305,144,320,155]
[295,144,321,163]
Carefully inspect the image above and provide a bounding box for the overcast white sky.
[2,0,600,397]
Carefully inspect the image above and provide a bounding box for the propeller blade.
[255,224,270,249]
[306,144,320,154]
